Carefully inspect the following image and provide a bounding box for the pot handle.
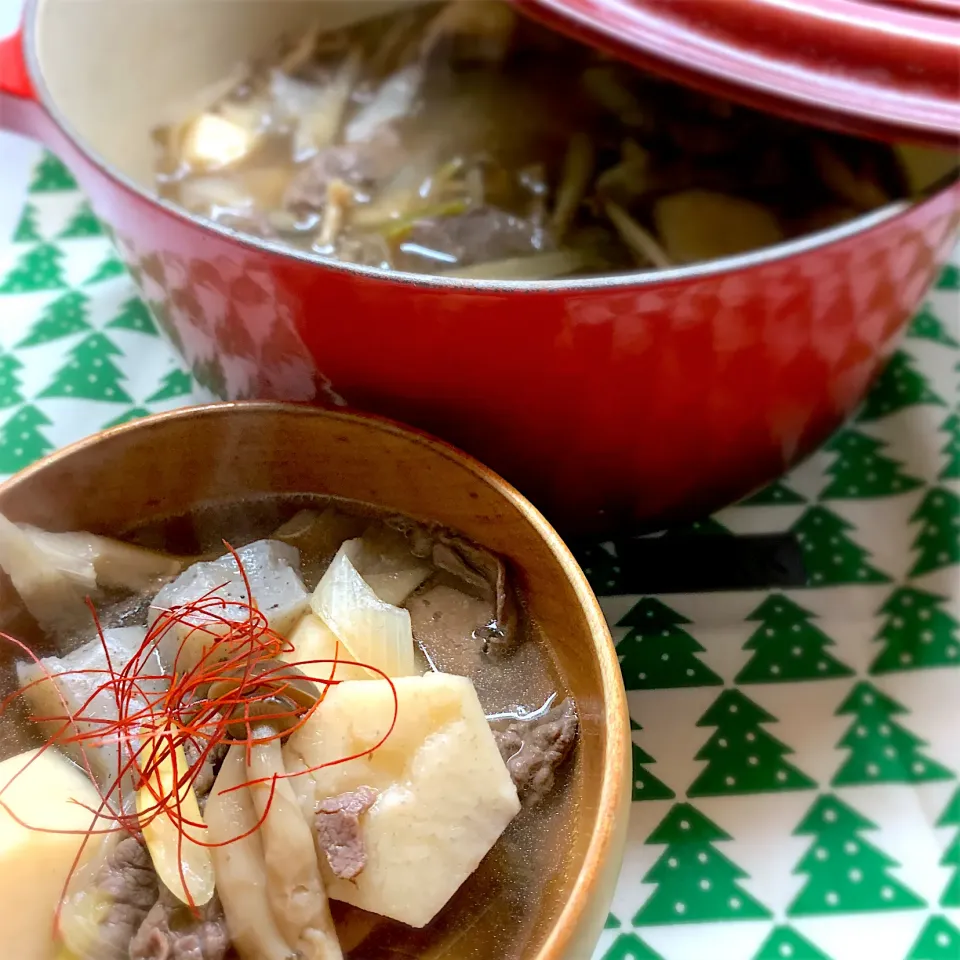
[0,24,49,139]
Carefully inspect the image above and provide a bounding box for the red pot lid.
[516,0,960,147]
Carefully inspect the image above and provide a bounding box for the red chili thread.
[0,542,400,931]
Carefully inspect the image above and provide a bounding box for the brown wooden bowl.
[0,401,629,960]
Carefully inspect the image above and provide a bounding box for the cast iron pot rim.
[22,0,946,295]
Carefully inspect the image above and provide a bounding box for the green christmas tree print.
[106,297,159,336]
[858,350,945,422]
[821,428,922,499]
[688,688,815,796]
[16,290,91,347]
[58,200,104,238]
[906,915,960,960]
[737,594,854,684]
[84,252,127,285]
[937,786,960,907]
[832,681,953,786]
[631,725,675,801]
[940,413,960,481]
[788,793,925,916]
[604,913,622,930]
[633,802,771,925]
[0,355,25,409]
[791,506,891,586]
[575,541,621,595]
[0,243,67,293]
[28,152,77,192]
[102,407,149,429]
[146,368,193,404]
[752,925,833,960]
[12,203,41,242]
[38,332,132,403]
[673,516,733,536]
[870,586,960,674]
[936,263,959,291]
[0,405,53,473]
[909,487,960,576]
[601,934,665,960]
[616,598,722,690]
[908,303,959,347]
[741,479,806,506]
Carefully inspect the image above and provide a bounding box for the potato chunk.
[654,189,783,263]
[284,674,520,928]
[0,748,103,960]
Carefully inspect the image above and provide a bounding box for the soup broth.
[153,1,956,280]
[0,494,580,960]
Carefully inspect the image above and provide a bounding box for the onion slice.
[311,541,416,678]
[136,729,215,908]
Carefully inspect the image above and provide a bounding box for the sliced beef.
[129,885,230,960]
[86,836,159,960]
[493,700,578,807]
[398,207,549,270]
[284,132,401,210]
[389,517,520,655]
[315,786,379,880]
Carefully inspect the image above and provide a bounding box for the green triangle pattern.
[831,681,954,786]
[102,407,150,429]
[821,428,922,499]
[38,332,132,403]
[12,203,41,243]
[741,479,806,506]
[106,298,159,336]
[752,925,834,960]
[908,303,959,347]
[909,487,960,576]
[0,242,68,293]
[0,354,25,409]
[631,731,675,801]
[935,263,959,291]
[688,688,816,796]
[601,933,665,960]
[603,913,622,930]
[788,793,926,915]
[58,200,104,239]
[616,598,723,690]
[0,405,54,473]
[940,413,960,481]
[906,915,960,960]
[17,291,92,347]
[870,586,960,673]
[633,803,772,924]
[146,369,194,403]
[28,152,77,192]
[575,541,622,595]
[936,786,960,907]
[192,356,228,399]
[858,351,945,422]
[84,253,127,285]
[737,593,854,684]
[791,506,891,586]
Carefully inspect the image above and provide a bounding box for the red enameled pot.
[1,0,958,535]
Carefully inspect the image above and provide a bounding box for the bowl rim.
[0,400,630,960]
[22,0,952,295]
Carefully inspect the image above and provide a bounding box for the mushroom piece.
[204,661,343,960]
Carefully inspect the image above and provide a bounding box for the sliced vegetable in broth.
[0,495,578,960]
[153,1,957,280]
